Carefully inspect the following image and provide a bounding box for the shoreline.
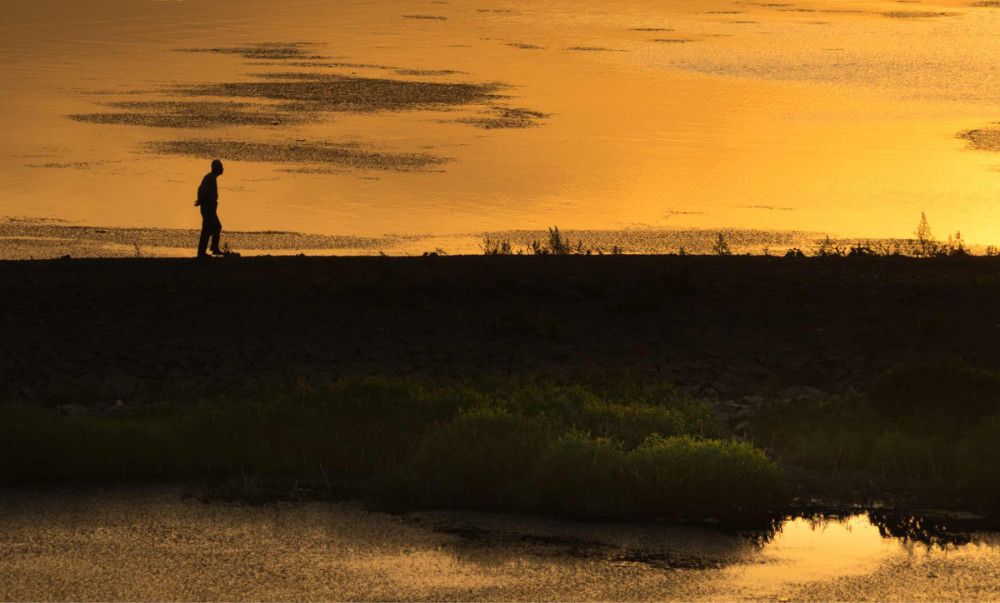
[2,217,947,260]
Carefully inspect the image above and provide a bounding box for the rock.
[735,363,772,384]
[712,381,738,397]
[780,385,828,401]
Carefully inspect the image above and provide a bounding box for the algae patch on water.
[457,107,551,129]
[565,46,628,52]
[69,101,313,129]
[881,10,959,17]
[176,72,502,113]
[67,41,551,173]
[957,126,1000,152]
[146,139,449,172]
[175,42,328,61]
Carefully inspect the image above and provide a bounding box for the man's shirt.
[197,173,219,210]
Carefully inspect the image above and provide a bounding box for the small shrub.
[848,241,877,257]
[482,236,513,255]
[712,233,732,256]
[913,211,939,257]
[942,231,967,256]
[623,435,784,517]
[955,415,1000,499]
[532,431,628,517]
[406,407,549,508]
[548,226,572,255]
[816,235,846,257]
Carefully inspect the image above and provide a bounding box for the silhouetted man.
[195,159,225,257]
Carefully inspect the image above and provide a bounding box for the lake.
[2,0,1000,250]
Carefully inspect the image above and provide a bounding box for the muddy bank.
[1,255,997,406]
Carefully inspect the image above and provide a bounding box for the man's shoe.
[211,249,224,256]
[197,253,210,259]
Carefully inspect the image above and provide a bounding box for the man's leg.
[197,215,212,257]
[210,215,222,254]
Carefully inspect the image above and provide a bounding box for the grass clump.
[406,407,549,508]
[0,376,782,521]
[868,359,1000,429]
[751,360,1000,505]
[625,435,783,517]
[481,235,513,255]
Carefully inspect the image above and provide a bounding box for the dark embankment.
[3,254,999,401]
[5,254,1000,517]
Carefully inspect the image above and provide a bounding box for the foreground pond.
[2,486,999,601]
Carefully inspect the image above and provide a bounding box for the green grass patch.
[0,376,782,521]
[751,360,1000,505]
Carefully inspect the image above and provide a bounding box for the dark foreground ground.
[3,254,999,406]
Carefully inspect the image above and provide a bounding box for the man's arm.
[196,174,217,206]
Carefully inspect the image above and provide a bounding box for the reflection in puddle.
[733,516,903,586]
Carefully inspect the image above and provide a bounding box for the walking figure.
[195,159,224,257]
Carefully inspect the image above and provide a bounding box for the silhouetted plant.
[784,248,806,258]
[481,236,512,255]
[816,235,847,257]
[871,240,903,257]
[848,241,877,257]
[913,211,939,257]
[712,233,732,256]
[942,231,967,256]
[547,226,572,255]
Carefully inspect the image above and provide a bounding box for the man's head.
[211,159,224,176]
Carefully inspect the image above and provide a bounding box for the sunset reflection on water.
[3,0,1000,247]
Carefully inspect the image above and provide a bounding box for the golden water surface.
[3,0,1000,244]
[2,487,1000,601]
